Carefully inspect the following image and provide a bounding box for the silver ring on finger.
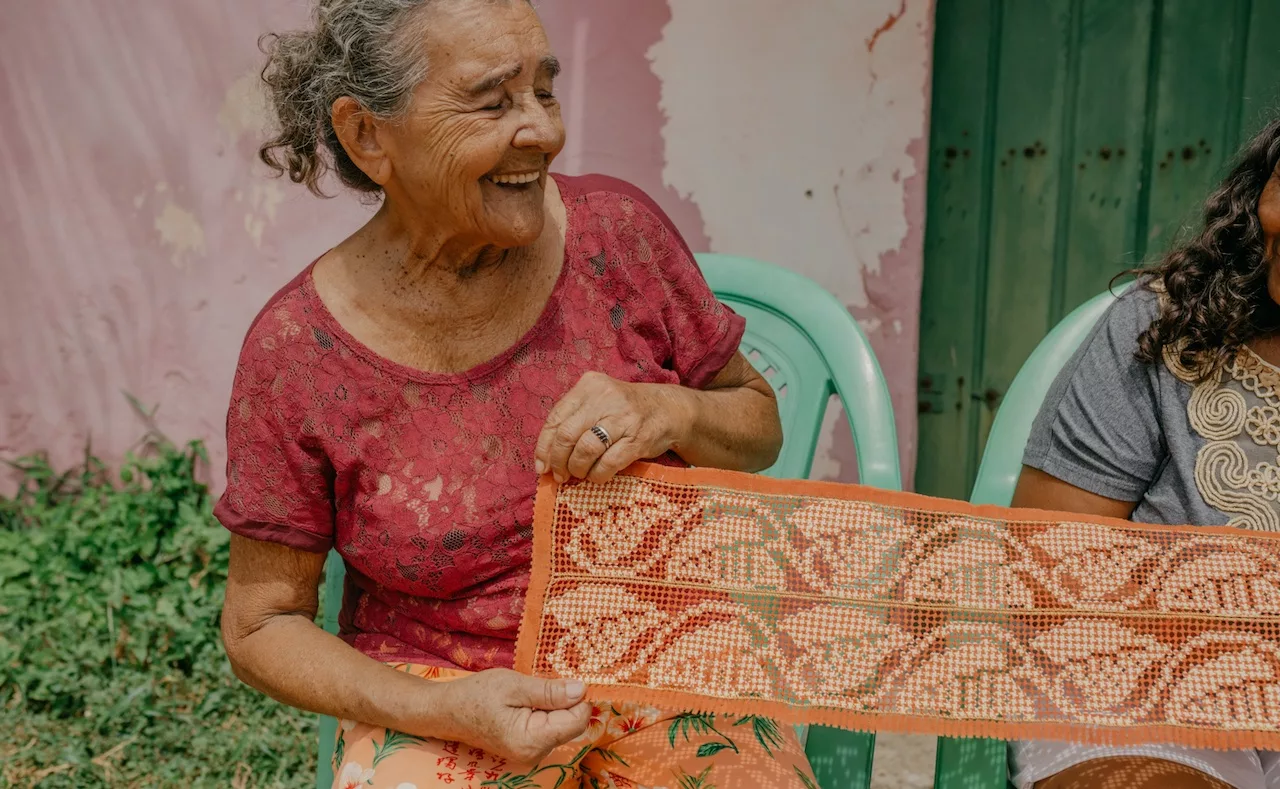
[589,424,612,449]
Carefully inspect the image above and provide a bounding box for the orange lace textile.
[514,463,1280,749]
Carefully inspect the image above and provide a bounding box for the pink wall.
[0,1,932,490]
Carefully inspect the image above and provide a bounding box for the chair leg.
[933,737,1008,789]
[805,727,876,789]
[317,714,337,789]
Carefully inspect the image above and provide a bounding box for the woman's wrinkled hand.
[535,372,692,484]
[432,669,591,764]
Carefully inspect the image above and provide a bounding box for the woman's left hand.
[535,372,691,484]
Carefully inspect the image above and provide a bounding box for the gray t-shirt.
[1012,285,1280,788]
[1025,284,1280,531]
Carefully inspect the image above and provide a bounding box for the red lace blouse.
[214,174,745,670]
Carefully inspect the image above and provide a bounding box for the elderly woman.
[216,1,816,787]
[1010,117,1280,789]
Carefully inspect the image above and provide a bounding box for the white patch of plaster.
[154,201,207,267]
[218,70,270,141]
[858,317,883,335]
[649,0,930,308]
[250,183,284,222]
[245,213,266,248]
[809,397,847,481]
[893,319,903,335]
[242,182,285,247]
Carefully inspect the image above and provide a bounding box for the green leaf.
[676,765,716,789]
[568,742,593,765]
[794,765,821,789]
[595,747,630,767]
[372,728,428,766]
[668,711,718,747]
[733,715,784,757]
[333,729,346,771]
[696,741,733,758]
[481,772,540,789]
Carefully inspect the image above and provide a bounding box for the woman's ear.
[331,96,393,187]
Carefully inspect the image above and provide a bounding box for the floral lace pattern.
[516,463,1280,750]
[213,175,744,670]
[1167,346,1280,532]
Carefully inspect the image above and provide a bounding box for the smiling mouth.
[485,171,542,187]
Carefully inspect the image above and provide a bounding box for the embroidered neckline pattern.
[516,464,1280,749]
[1169,345,1280,531]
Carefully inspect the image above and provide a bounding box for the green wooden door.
[917,0,1280,500]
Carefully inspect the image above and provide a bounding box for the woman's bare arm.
[220,535,590,762]
[221,535,449,728]
[1011,465,1137,519]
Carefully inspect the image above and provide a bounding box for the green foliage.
[731,715,783,757]
[0,439,314,788]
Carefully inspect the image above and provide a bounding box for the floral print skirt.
[332,664,818,789]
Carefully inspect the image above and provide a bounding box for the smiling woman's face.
[375,0,565,248]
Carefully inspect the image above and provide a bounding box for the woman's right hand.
[431,669,592,763]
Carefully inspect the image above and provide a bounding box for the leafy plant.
[0,436,314,787]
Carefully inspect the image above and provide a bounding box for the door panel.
[917,0,1279,499]
[916,0,1001,499]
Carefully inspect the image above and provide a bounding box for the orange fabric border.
[515,463,1280,750]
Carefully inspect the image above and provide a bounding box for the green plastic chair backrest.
[697,254,901,489]
[929,284,1128,789]
[315,253,904,789]
[970,284,1129,507]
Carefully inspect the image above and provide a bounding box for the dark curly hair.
[1132,115,1280,379]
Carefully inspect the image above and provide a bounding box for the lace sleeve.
[213,313,336,553]
[591,176,746,388]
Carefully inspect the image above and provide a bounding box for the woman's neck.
[359,199,512,281]
[1247,332,1280,368]
[310,182,566,374]
[321,184,564,339]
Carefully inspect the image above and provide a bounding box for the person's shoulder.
[556,173,675,227]
[237,264,319,360]
[556,172,654,205]
[556,172,695,263]
[1098,278,1163,331]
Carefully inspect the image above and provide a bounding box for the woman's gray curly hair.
[258,0,435,196]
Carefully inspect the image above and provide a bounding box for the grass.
[0,436,315,788]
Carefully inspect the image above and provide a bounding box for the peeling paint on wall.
[538,0,711,249]
[650,0,933,480]
[217,69,270,142]
[154,201,207,267]
[240,183,285,248]
[650,0,929,308]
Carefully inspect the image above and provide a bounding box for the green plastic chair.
[315,253,904,788]
[930,284,1129,789]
